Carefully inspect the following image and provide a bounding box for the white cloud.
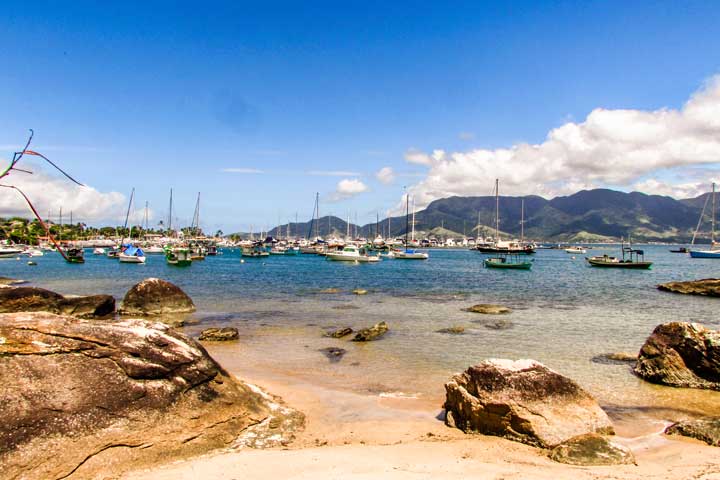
[375,167,395,185]
[0,164,127,223]
[403,76,720,210]
[221,167,265,174]
[307,170,362,177]
[632,178,719,199]
[327,178,368,202]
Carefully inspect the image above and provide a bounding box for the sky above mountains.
[1,1,720,234]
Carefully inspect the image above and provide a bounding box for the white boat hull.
[326,253,380,263]
[118,254,147,263]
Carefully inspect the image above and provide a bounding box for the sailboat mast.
[713,182,717,245]
[123,188,135,243]
[405,192,409,249]
[495,179,499,242]
[168,188,173,234]
[59,207,62,242]
[520,198,525,243]
[315,192,319,239]
[411,197,416,242]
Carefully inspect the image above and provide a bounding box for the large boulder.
[658,278,720,297]
[352,321,389,341]
[119,278,195,316]
[549,433,636,465]
[665,417,720,446]
[634,322,720,390]
[443,359,614,448]
[0,312,303,479]
[0,286,115,318]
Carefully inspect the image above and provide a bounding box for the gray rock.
[0,312,303,479]
[119,278,195,316]
[319,347,347,363]
[0,286,115,318]
[199,327,239,341]
[352,321,389,342]
[658,278,720,297]
[481,319,514,330]
[324,327,353,338]
[550,433,636,465]
[665,417,720,446]
[436,326,466,335]
[592,352,637,365]
[634,322,720,390]
[443,359,614,448]
[463,304,511,314]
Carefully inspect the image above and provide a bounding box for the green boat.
[484,253,533,270]
[586,242,652,269]
[166,247,192,266]
[65,247,85,264]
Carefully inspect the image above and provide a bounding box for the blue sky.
[1,1,720,233]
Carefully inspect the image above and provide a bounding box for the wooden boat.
[484,253,533,270]
[166,247,192,266]
[564,246,587,254]
[241,243,270,257]
[689,183,720,258]
[669,247,689,253]
[326,245,380,263]
[65,247,85,264]
[586,243,652,269]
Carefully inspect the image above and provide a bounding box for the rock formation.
[443,359,614,448]
[665,417,720,446]
[549,433,636,465]
[324,327,353,338]
[119,278,196,316]
[0,286,115,318]
[658,278,720,297]
[352,321,389,341]
[199,327,240,341]
[0,312,302,479]
[634,322,720,390]
[463,304,512,314]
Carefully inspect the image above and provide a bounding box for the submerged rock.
[352,321,389,342]
[634,322,720,390]
[0,286,115,318]
[480,319,514,330]
[199,327,239,341]
[665,417,720,446]
[0,312,303,480]
[436,326,466,335]
[0,277,27,286]
[591,352,637,365]
[443,359,614,448]
[332,304,361,310]
[319,347,347,363]
[352,289,368,295]
[324,327,353,338]
[550,433,636,465]
[658,278,720,297]
[119,278,195,316]
[463,304,511,314]
[317,288,342,294]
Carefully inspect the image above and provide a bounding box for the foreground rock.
[319,347,347,363]
[665,417,720,446]
[634,322,720,390]
[0,312,302,480]
[199,327,239,341]
[324,327,353,338]
[550,433,636,465]
[658,278,720,297]
[0,286,115,318]
[444,359,614,448]
[352,321,389,341]
[119,278,195,316]
[463,304,511,314]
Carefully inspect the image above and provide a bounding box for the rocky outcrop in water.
[591,352,637,365]
[0,286,115,318]
[549,433,636,465]
[0,312,303,479]
[119,278,195,316]
[436,326,466,335]
[443,359,614,448]
[319,347,347,363]
[324,327,353,338]
[634,322,720,390]
[199,327,239,341]
[665,417,720,446]
[463,304,511,314]
[0,276,26,286]
[352,321,389,341]
[658,278,720,297]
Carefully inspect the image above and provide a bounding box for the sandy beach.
[123,350,720,480]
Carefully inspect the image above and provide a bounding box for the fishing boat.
[118,245,146,264]
[669,247,689,253]
[326,245,380,263]
[564,246,587,254]
[586,241,652,269]
[241,242,270,257]
[166,247,192,266]
[189,244,207,261]
[689,183,720,258]
[65,247,85,264]
[106,247,120,258]
[484,253,533,270]
[93,247,106,255]
[394,193,429,260]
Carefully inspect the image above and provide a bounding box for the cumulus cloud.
[327,178,368,202]
[403,76,720,210]
[0,163,127,223]
[375,166,395,185]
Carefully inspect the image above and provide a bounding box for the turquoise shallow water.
[3,246,720,431]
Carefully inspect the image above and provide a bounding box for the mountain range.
[263,188,717,243]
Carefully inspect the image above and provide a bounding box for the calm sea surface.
[3,246,719,431]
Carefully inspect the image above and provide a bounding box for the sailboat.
[475,179,535,254]
[689,182,720,258]
[117,188,147,264]
[395,193,428,260]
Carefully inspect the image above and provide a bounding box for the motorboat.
[326,245,380,263]
[118,245,147,264]
[166,247,192,266]
[143,245,165,254]
[586,243,652,269]
[484,253,533,270]
[395,249,429,259]
[564,246,587,254]
[65,247,85,264]
[241,243,270,257]
[93,247,106,255]
[0,246,24,258]
[24,248,45,257]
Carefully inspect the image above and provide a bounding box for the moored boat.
[241,242,270,257]
[0,246,24,258]
[564,246,587,254]
[586,243,652,269]
[65,247,85,264]
[484,253,533,270]
[326,245,380,263]
[166,247,192,266]
[93,247,106,255]
[689,182,720,259]
[118,245,146,264]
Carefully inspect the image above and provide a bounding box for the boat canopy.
[124,246,145,256]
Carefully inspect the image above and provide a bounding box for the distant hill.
[266,188,716,243]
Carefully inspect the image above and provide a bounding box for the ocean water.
[3,246,720,431]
